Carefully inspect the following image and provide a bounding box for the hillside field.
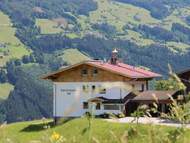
[0,11,31,67]
[0,11,31,100]
[36,19,63,34]
[0,118,190,143]
[35,0,190,51]
[57,48,90,65]
[0,83,14,101]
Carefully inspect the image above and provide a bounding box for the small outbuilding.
[125,90,184,116]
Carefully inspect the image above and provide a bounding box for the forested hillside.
[1,0,190,123]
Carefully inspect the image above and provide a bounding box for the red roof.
[86,61,161,79]
[42,60,161,79]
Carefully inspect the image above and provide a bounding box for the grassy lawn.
[57,48,90,65]
[0,83,14,101]
[0,11,32,67]
[0,118,189,143]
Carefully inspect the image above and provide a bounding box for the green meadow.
[0,11,31,67]
[34,0,190,52]
[0,83,14,101]
[118,30,155,46]
[166,42,190,53]
[0,118,189,143]
[36,19,63,34]
[57,48,90,65]
[0,46,31,66]
[0,11,31,99]
[35,0,159,46]
[81,0,160,31]
[161,7,190,30]
[35,0,190,50]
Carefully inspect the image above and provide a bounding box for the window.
[81,69,88,76]
[96,103,101,110]
[120,105,124,110]
[67,92,71,95]
[100,88,106,94]
[83,102,88,109]
[92,85,96,91]
[83,85,89,93]
[82,85,86,91]
[104,104,119,110]
[141,84,144,92]
[93,68,98,76]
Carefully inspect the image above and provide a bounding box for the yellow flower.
[51,132,61,141]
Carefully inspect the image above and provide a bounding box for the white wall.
[53,81,146,117]
[128,81,147,91]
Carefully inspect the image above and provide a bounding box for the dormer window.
[81,69,88,76]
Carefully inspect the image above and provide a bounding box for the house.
[177,69,190,94]
[42,49,161,122]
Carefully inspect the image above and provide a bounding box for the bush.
[96,113,110,118]
[0,70,7,83]
[117,113,125,118]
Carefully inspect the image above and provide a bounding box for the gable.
[42,60,161,82]
[51,64,131,82]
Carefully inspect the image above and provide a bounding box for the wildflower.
[51,132,61,141]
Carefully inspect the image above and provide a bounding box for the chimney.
[110,48,118,65]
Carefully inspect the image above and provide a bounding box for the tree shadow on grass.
[20,118,74,132]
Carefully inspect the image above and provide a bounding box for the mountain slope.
[0,11,31,101]
[0,11,31,67]
[1,0,190,123]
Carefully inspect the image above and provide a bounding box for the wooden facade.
[45,63,152,84]
[50,64,132,82]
